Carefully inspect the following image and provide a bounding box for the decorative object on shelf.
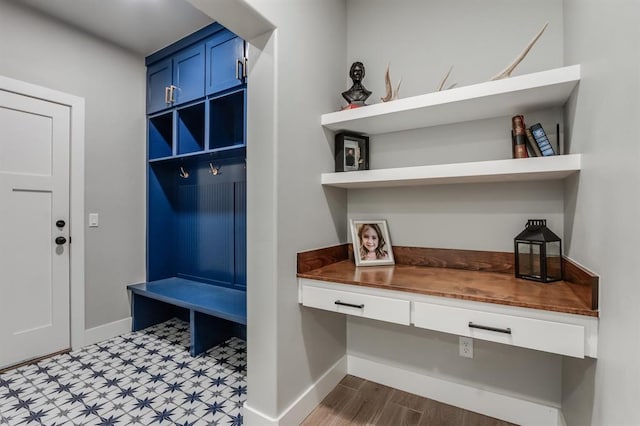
[341,61,372,109]
[209,163,221,175]
[490,23,548,81]
[529,123,556,156]
[381,63,402,102]
[335,132,369,172]
[511,115,529,159]
[514,219,563,283]
[436,65,457,91]
[350,219,395,267]
[524,126,543,157]
[179,166,190,178]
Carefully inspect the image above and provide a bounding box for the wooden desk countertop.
[297,245,598,317]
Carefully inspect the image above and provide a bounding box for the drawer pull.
[335,300,364,309]
[468,322,512,334]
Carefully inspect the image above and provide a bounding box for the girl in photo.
[358,223,389,261]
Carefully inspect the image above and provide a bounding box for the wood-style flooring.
[301,375,518,426]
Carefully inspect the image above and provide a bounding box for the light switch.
[89,213,99,227]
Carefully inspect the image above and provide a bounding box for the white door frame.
[0,75,85,351]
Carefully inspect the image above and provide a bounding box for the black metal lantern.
[514,219,563,283]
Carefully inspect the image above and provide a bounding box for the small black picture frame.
[335,132,369,172]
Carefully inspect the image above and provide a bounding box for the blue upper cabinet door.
[147,58,172,114]
[172,44,205,106]
[206,36,246,95]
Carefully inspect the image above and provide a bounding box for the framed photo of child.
[350,219,395,266]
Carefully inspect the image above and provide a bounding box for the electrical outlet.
[459,336,473,358]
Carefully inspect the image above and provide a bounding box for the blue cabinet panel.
[206,36,245,95]
[235,181,247,288]
[148,164,177,281]
[147,59,172,114]
[149,160,246,287]
[172,44,205,105]
[177,181,234,285]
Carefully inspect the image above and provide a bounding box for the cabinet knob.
[55,236,67,245]
[56,220,66,228]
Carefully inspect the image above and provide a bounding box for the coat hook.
[179,166,189,178]
[209,163,221,176]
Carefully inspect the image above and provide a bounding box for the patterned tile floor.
[0,318,246,425]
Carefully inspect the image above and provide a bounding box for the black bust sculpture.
[342,61,372,107]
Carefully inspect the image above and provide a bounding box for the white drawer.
[413,301,585,357]
[301,284,410,325]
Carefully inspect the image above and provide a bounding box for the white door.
[0,89,71,369]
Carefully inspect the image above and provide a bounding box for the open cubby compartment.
[209,88,246,150]
[147,155,247,290]
[148,111,174,160]
[177,101,206,155]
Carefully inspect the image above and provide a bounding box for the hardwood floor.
[300,375,518,426]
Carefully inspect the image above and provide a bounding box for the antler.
[490,23,548,81]
[381,64,393,102]
[381,63,402,102]
[436,66,454,91]
[393,78,402,100]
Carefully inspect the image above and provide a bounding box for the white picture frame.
[350,219,395,266]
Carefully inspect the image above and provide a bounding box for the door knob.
[56,220,66,228]
[55,236,67,245]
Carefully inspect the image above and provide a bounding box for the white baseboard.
[83,317,132,346]
[243,355,347,426]
[558,411,567,426]
[348,355,560,426]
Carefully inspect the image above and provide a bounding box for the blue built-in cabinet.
[206,34,246,95]
[129,22,248,356]
[147,44,205,114]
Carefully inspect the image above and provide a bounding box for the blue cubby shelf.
[177,102,205,155]
[148,144,246,165]
[209,88,246,150]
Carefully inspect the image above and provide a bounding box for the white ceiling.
[11,0,215,57]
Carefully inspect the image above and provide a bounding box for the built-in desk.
[297,244,598,358]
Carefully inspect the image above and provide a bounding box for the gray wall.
[0,0,146,329]
[562,0,640,424]
[344,0,567,407]
[244,0,349,418]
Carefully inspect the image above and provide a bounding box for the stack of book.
[511,116,558,158]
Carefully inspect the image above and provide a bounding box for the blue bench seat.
[127,277,246,356]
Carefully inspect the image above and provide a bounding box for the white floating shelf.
[321,154,581,189]
[321,65,581,135]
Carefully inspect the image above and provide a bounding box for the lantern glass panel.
[517,241,542,278]
[545,241,562,280]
